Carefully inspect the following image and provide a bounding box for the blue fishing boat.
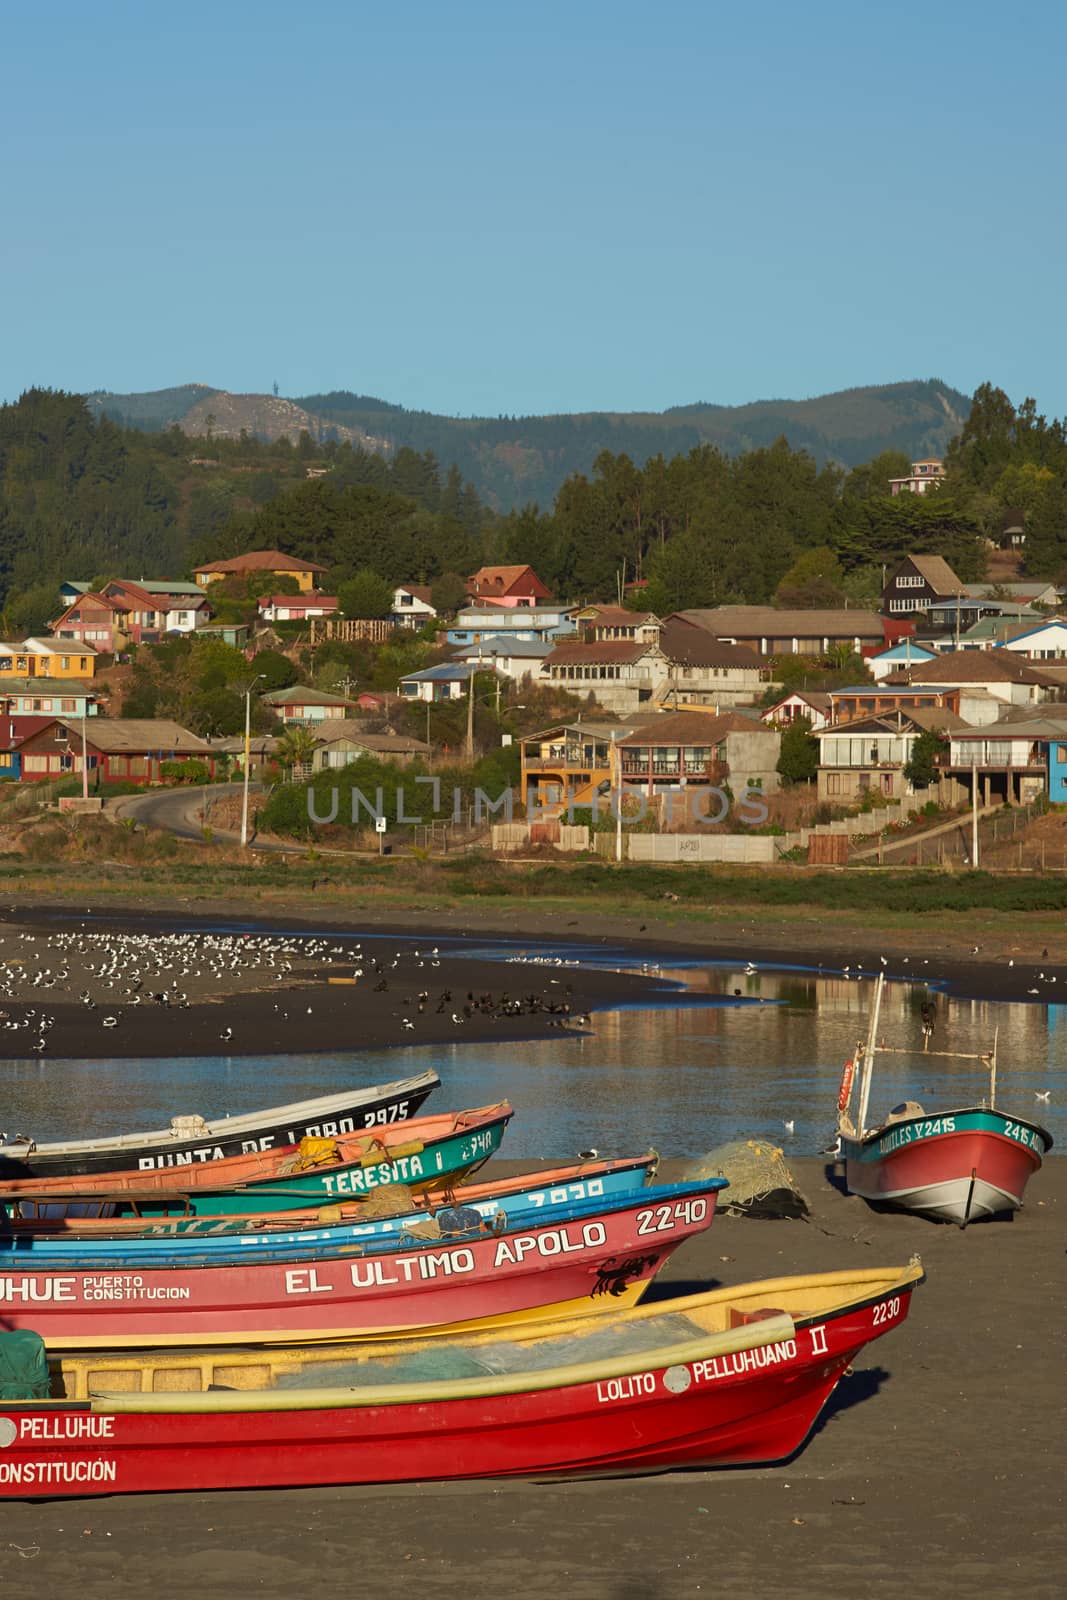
[0,1154,659,1262]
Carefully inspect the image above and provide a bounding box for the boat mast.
[855,971,885,1137]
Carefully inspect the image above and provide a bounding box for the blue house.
[0,679,100,718]
[399,663,482,702]
[868,640,937,681]
[446,603,578,648]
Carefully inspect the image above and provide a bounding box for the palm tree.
[275,725,317,781]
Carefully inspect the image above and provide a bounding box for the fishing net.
[678,1139,809,1219]
[353,1183,417,1219]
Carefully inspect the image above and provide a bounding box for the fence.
[850,796,1055,869]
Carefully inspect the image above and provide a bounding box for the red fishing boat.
[837,974,1051,1225]
[0,1184,720,1348]
[0,1261,924,1497]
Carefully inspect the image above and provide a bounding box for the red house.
[49,593,132,652]
[14,718,216,785]
[465,565,551,609]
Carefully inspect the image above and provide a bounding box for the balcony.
[524,749,609,769]
[620,759,714,778]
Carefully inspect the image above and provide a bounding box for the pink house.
[465,565,551,609]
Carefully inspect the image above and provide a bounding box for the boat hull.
[0,1270,920,1497]
[0,1070,440,1180]
[843,1108,1051,1224]
[0,1187,719,1348]
[0,1156,658,1258]
[0,1105,512,1217]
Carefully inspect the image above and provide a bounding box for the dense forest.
[3,382,1067,636]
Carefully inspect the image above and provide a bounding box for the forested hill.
[87,379,970,511]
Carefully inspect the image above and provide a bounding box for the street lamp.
[240,673,266,847]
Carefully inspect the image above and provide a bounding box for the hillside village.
[3,459,1067,862]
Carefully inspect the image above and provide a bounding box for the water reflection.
[2,970,1063,1158]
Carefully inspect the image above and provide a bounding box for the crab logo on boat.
[0,1419,16,1449]
[662,1365,692,1395]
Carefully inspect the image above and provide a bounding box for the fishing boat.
[836,972,1052,1225]
[0,1260,924,1496]
[0,1068,440,1180]
[0,1153,660,1259]
[0,1181,723,1348]
[0,1104,513,1219]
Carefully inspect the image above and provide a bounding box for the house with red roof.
[465,565,551,608]
[48,592,132,653]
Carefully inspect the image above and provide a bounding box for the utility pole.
[80,710,89,801]
[465,673,475,762]
[971,757,979,868]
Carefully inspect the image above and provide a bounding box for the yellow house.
[193,549,328,593]
[0,638,98,679]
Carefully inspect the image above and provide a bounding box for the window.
[896,574,924,588]
[60,656,70,670]
[827,773,842,796]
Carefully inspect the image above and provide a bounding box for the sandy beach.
[1,1153,1063,1599]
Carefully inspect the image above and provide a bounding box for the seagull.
[102,1016,118,1028]
[1027,988,1040,995]
[220,1027,233,1042]
[1035,1091,1051,1104]
[879,956,887,966]
[783,1119,795,1135]
[578,1148,599,1160]
[401,1018,415,1030]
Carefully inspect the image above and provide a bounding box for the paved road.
[112,782,263,843]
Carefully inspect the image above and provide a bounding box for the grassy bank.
[6,854,1067,950]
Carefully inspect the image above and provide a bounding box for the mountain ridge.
[86,378,971,511]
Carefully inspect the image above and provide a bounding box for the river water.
[3,945,1064,1158]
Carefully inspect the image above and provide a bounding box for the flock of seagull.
[0,928,350,1052]
[0,927,594,1053]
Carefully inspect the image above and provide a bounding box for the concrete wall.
[596,832,780,863]
[724,727,781,794]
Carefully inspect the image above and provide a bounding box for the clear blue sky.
[4,0,1065,419]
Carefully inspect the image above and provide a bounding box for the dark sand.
[2,1156,1064,1599]
[0,919,672,1061]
